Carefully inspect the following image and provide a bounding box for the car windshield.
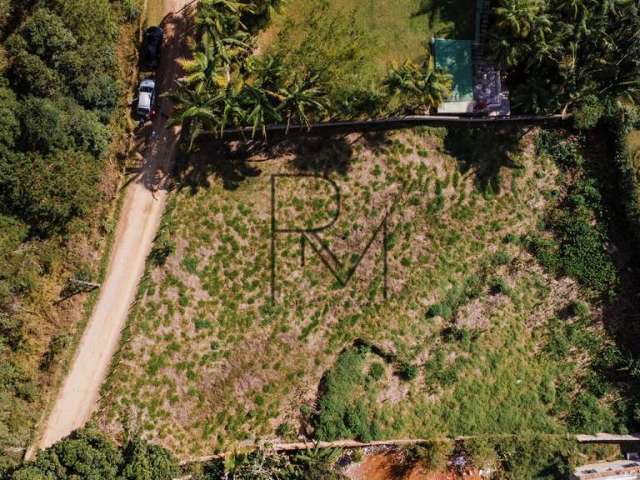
[140,86,154,93]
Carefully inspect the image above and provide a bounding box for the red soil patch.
[345,453,484,480]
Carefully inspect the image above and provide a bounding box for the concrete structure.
[573,460,640,480]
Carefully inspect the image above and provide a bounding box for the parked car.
[141,26,163,68]
[136,79,157,120]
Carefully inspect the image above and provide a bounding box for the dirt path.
[27,0,195,456]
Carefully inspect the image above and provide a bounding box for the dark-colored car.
[141,26,163,68]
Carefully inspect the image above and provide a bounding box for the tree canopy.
[489,0,640,119]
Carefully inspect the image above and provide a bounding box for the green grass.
[97,127,626,458]
[258,0,474,94]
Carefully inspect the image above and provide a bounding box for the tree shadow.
[177,133,365,194]
[176,140,263,193]
[290,136,354,176]
[580,129,640,430]
[443,127,525,194]
[412,0,477,40]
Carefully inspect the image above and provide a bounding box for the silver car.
[136,78,156,119]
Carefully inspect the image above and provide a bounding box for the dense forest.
[489,0,640,121]
[0,0,136,470]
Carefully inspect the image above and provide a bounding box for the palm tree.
[274,74,326,131]
[168,85,220,149]
[196,0,253,64]
[494,0,545,38]
[384,60,452,113]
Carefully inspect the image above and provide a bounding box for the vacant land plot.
[257,0,474,96]
[98,127,623,457]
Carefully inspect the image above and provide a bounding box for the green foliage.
[383,60,452,114]
[426,274,485,321]
[173,0,460,141]
[406,441,452,471]
[314,349,378,442]
[120,438,181,480]
[396,361,418,381]
[529,131,618,296]
[368,362,385,381]
[489,0,640,115]
[8,428,180,480]
[611,107,640,244]
[1,149,101,237]
[0,0,123,460]
[574,95,606,130]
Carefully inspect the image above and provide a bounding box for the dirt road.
[28,0,195,456]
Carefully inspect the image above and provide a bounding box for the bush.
[396,361,418,381]
[529,131,619,297]
[150,237,176,266]
[425,302,452,320]
[407,441,452,471]
[314,349,378,442]
[368,362,385,381]
[574,95,606,130]
[536,130,583,168]
[122,0,142,21]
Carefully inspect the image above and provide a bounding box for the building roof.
[574,460,640,480]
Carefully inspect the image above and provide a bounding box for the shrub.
[314,349,378,442]
[407,441,452,471]
[396,361,418,381]
[122,0,142,21]
[425,302,452,320]
[150,238,176,266]
[368,362,385,381]
[536,130,583,168]
[574,95,606,130]
[489,276,511,295]
[275,422,291,437]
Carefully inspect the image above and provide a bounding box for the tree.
[119,438,180,480]
[0,84,20,148]
[12,427,122,480]
[489,0,640,115]
[1,149,100,236]
[11,8,76,59]
[384,59,452,113]
[275,74,325,131]
[10,50,63,97]
[18,97,71,153]
[8,428,181,480]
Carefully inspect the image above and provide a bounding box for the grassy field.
[257,0,475,95]
[97,127,622,457]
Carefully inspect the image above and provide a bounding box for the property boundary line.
[179,432,640,465]
[216,114,570,141]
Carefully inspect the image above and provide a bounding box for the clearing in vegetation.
[98,125,635,458]
[257,0,474,98]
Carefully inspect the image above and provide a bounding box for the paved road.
[28,0,194,456]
